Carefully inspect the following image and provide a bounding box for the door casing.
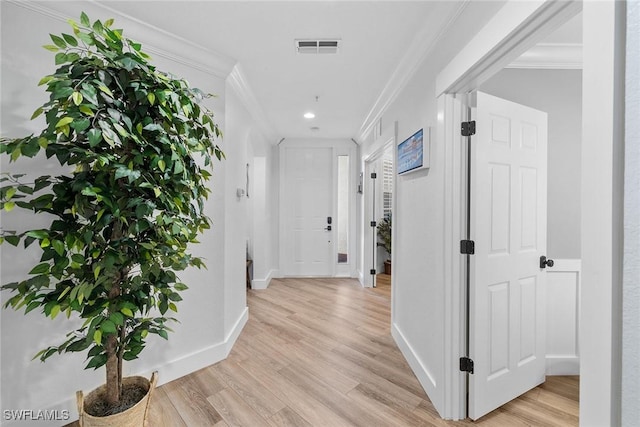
[278,139,358,278]
[362,137,395,288]
[435,1,582,420]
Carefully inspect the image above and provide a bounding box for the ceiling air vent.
[295,39,341,54]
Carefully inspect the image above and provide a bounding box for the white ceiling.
[16,1,517,142]
[67,1,477,141]
[11,1,584,142]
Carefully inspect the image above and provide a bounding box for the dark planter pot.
[384,260,391,275]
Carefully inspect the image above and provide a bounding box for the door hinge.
[370,221,377,227]
[460,240,475,255]
[461,121,476,137]
[460,357,474,373]
[371,172,377,179]
[370,269,376,275]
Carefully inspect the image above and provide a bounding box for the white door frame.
[362,137,395,288]
[435,0,585,420]
[278,139,358,278]
[439,1,626,423]
[334,142,359,278]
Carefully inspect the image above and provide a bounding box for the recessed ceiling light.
[304,112,315,119]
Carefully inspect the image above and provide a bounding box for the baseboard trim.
[145,306,248,386]
[20,308,250,427]
[546,355,580,375]
[251,269,274,290]
[224,307,249,354]
[391,323,441,414]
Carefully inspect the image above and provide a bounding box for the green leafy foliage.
[0,13,223,399]
[376,214,392,258]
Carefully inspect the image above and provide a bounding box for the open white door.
[282,146,334,276]
[468,92,548,419]
[363,162,379,287]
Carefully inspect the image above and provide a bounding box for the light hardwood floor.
[69,277,579,426]
[374,273,391,298]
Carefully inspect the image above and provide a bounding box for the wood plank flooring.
[374,273,391,298]
[68,277,579,426]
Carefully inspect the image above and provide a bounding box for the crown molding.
[8,0,236,79]
[435,0,582,96]
[227,65,278,143]
[356,0,471,143]
[506,43,582,69]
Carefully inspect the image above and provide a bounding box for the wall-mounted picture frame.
[397,127,429,174]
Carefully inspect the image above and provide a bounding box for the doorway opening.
[363,139,394,289]
[443,6,582,419]
[279,140,357,278]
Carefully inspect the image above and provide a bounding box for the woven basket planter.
[76,372,158,427]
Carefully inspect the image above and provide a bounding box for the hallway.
[138,278,578,426]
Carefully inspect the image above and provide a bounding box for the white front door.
[282,146,334,276]
[469,92,548,419]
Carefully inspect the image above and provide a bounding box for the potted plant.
[377,215,392,275]
[0,13,222,425]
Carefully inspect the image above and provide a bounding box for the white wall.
[227,88,275,291]
[361,1,599,419]
[623,2,640,425]
[545,260,581,375]
[222,80,260,337]
[363,57,447,412]
[356,2,514,416]
[480,68,582,259]
[0,4,247,425]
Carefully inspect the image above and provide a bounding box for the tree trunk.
[104,222,126,406]
[105,332,120,406]
[105,281,122,406]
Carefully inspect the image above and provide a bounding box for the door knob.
[540,255,554,269]
[325,225,332,231]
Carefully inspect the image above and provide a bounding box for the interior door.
[469,92,548,419]
[282,146,334,276]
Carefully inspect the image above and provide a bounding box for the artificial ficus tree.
[0,13,223,410]
[376,214,391,258]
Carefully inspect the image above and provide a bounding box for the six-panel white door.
[469,92,548,419]
[282,147,334,276]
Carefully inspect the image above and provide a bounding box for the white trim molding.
[356,1,471,143]
[251,269,274,290]
[4,307,248,427]
[437,0,584,420]
[227,65,279,144]
[507,43,583,70]
[545,259,582,375]
[436,0,582,96]
[9,0,237,79]
[392,324,439,408]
